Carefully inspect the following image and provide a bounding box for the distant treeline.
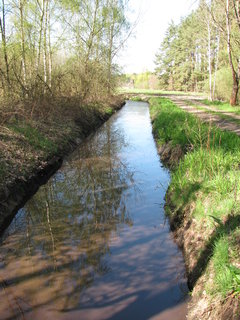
[120,72,159,90]
[155,0,240,105]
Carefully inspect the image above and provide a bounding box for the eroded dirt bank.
[0,96,125,233]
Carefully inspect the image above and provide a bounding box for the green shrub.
[214,67,233,101]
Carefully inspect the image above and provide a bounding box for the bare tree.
[0,0,10,88]
[226,0,239,105]
[36,0,45,74]
[47,0,52,88]
[19,0,26,87]
[212,31,220,99]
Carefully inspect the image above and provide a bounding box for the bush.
[214,67,233,101]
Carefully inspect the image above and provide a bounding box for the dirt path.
[163,94,240,136]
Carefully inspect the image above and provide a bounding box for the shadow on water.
[0,101,188,320]
[59,285,187,319]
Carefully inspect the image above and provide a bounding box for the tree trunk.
[207,19,212,100]
[226,0,239,105]
[213,32,220,100]
[82,0,100,99]
[233,0,240,29]
[36,0,45,74]
[47,0,52,88]
[43,0,48,86]
[230,76,239,106]
[0,0,10,88]
[107,18,114,94]
[19,0,27,91]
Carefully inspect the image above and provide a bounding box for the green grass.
[150,97,240,151]
[201,99,240,114]
[187,103,240,126]
[10,123,57,153]
[105,107,113,115]
[118,87,206,96]
[211,234,240,296]
[205,109,240,125]
[129,96,144,102]
[150,97,240,300]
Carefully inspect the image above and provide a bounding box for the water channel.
[0,101,188,319]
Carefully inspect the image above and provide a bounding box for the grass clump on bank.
[150,97,240,319]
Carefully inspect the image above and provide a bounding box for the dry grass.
[0,94,124,196]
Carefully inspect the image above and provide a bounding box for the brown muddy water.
[0,101,188,320]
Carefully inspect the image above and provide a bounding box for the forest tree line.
[155,0,240,105]
[0,0,129,109]
[120,72,159,90]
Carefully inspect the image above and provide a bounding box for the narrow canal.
[0,101,188,320]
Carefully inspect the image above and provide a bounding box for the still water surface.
[0,101,188,319]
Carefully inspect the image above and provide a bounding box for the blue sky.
[119,0,199,74]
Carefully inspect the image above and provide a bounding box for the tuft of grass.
[212,237,232,295]
[211,231,240,297]
[10,123,57,154]
[150,97,240,301]
[105,107,113,115]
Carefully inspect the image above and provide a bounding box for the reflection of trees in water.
[0,120,137,313]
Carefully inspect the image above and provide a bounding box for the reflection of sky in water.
[0,101,188,320]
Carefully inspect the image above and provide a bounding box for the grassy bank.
[150,97,240,319]
[0,95,124,232]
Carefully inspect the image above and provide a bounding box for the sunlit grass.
[117,87,206,96]
[10,123,57,153]
[202,99,240,114]
[189,104,240,126]
[211,235,240,297]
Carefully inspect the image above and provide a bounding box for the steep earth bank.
[0,96,125,233]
